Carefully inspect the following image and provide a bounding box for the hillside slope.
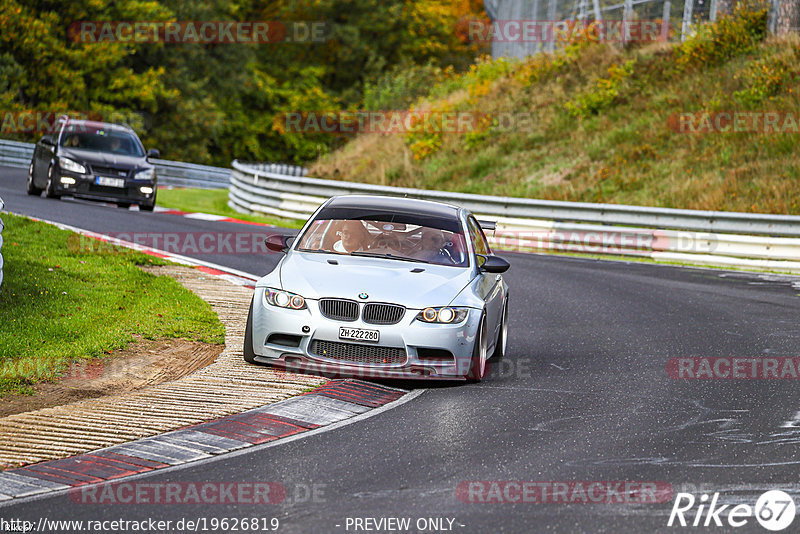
[311,7,800,215]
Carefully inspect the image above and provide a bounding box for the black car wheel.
[117,203,131,209]
[26,162,42,196]
[45,166,61,199]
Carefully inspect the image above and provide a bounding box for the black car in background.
[27,118,160,211]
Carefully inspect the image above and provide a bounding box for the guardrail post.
[623,0,634,44]
[681,0,694,41]
[546,0,557,53]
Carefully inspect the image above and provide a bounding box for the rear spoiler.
[478,220,497,232]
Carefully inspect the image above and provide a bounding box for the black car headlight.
[416,307,469,324]
[263,288,307,310]
[60,157,86,174]
[134,168,154,181]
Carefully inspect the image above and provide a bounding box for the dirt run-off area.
[0,337,222,417]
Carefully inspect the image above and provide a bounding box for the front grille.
[92,165,129,178]
[88,185,129,196]
[310,340,406,365]
[319,299,359,322]
[362,303,405,325]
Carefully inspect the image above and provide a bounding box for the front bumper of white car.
[249,288,482,380]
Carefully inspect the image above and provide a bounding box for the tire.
[466,313,488,382]
[243,298,258,364]
[117,202,131,209]
[45,166,60,199]
[26,162,42,196]
[491,296,509,360]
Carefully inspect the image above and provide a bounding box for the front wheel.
[466,313,488,382]
[26,162,42,196]
[117,202,131,209]
[243,298,258,364]
[45,166,60,199]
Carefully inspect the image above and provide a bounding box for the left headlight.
[416,306,469,324]
[134,168,154,181]
[263,288,307,310]
[59,157,86,174]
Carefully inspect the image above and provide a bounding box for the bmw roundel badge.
[358,292,369,300]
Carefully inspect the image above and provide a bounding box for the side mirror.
[478,220,497,232]
[264,234,295,254]
[40,135,54,147]
[147,149,160,159]
[478,255,510,273]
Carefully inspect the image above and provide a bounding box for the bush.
[675,1,768,69]
[363,63,451,111]
[565,60,635,118]
[734,47,799,107]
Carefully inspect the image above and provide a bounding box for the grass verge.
[157,187,304,229]
[0,213,225,396]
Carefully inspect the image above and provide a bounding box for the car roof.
[60,119,134,133]
[325,195,462,221]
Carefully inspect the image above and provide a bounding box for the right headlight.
[59,157,86,174]
[416,306,470,324]
[263,288,307,310]
[134,168,154,181]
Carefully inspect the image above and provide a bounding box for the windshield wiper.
[295,248,332,254]
[350,251,430,264]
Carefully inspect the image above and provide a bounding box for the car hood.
[276,252,473,309]
[60,148,147,170]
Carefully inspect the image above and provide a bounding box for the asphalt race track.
[2,165,800,533]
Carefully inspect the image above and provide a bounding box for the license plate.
[339,327,379,343]
[96,176,125,188]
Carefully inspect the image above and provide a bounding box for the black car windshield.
[296,216,469,267]
[59,125,144,157]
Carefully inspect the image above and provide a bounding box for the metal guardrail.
[0,139,33,169]
[0,196,4,288]
[0,139,230,189]
[229,160,800,273]
[149,158,230,189]
[230,160,800,237]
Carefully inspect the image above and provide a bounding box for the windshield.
[59,125,144,157]
[296,217,469,267]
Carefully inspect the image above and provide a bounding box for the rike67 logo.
[668,490,795,531]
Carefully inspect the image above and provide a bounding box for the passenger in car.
[334,220,370,253]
